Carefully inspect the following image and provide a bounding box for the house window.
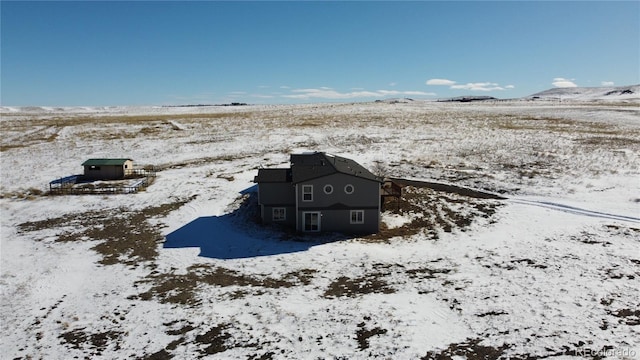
[89,165,100,170]
[303,212,320,232]
[302,185,313,201]
[350,210,364,224]
[272,208,286,221]
[323,184,333,194]
[344,184,354,194]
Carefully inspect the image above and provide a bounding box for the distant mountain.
[374,98,415,104]
[526,84,639,102]
[439,95,497,103]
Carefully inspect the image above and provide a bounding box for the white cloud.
[377,90,402,96]
[552,78,578,88]
[251,94,275,99]
[282,87,435,100]
[427,78,515,92]
[601,81,615,86]
[283,88,377,100]
[403,91,436,96]
[377,90,435,96]
[389,82,397,87]
[426,78,457,86]
[450,82,505,91]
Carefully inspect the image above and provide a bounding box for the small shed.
[82,158,133,180]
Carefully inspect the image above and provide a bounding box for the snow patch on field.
[382,213,414,229]
[1,101,639,358]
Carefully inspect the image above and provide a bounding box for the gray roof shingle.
[254,168,292,183]
[290,152,381,183]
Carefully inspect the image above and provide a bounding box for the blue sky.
[1,1,638,106]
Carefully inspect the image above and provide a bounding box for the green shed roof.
[82,158,132,166]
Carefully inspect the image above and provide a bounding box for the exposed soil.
[355,322,388,351]
[368,185,502,242]
[18,198,192,267]
[130,265,317,305]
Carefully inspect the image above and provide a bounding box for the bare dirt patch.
[405,266,453,279]
[367,186,502,242]
[608,308,640,326]
[323,273,395,298]
[59,328,123,356]
[18,198,192,267]
[422,338,624,360]
[421,338,510,360]
[576,136,640,147]
[194,324,233,355]
[323,262,453,298]
[355,321,388,351]
[0,187,46,200]
[130,265,317,305]
[143,321,277,359]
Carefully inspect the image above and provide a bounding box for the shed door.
[303,212,320,232]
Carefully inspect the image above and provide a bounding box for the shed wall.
[83,160,133,180]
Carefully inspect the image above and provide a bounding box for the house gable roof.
[82,158,132,166]
[290,152,382,183]
[254,168,292,183]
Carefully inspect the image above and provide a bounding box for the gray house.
[254,152,383,234]
[82,158,133,180]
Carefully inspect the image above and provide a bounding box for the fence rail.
[49,166,156,195]
[125,167,157,178]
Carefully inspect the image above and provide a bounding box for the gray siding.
[257,159,382,234]
[296,173,379,208]
[257,182,296,227]
[258,182,295,206]
[296,208,378,234]
[261,205,296,227]
[296,173,380,233]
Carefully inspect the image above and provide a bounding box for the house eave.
[292,172,383,184]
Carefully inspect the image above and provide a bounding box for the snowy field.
[1,99,639,359]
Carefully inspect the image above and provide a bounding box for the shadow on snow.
[163,186,348,259]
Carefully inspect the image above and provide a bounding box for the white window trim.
[323,184,333,194]
[272,207,286,221]
[344,184,354,194]
[302,185,313,202]
[350,210,364,224]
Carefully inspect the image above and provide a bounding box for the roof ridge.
[319,152,338,171]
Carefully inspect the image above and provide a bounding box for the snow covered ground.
[1,99,639,359]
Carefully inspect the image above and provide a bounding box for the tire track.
[510,198,640,223]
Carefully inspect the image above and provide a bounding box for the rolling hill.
[526,84,639,102]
